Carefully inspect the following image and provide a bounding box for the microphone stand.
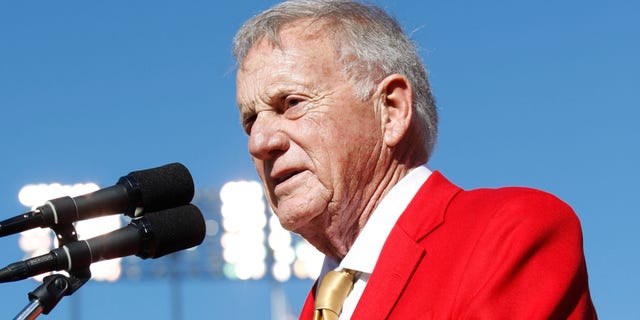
[13,224,92,320]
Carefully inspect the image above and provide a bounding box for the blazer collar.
[397,171,462,241]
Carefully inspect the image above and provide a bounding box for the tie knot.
[314,269,356,320]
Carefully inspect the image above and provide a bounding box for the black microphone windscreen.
[145,204,205,258]
[128,162,195,212]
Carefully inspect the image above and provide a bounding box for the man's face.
[235,23,383,240]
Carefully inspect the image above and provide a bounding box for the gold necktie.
[313,269,356,320]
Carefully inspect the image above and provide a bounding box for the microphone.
[0,204,206,283]
[0,162,194,237]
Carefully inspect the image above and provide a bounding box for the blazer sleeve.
[452,188,597,319]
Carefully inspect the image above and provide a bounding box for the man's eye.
[288,99,300,107]
[284,96,302,109]
[282,95,310,120]
[242,115,256,134]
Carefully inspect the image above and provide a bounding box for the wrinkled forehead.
[235,22,346,103]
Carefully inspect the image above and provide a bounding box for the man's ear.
[375,74,414,147]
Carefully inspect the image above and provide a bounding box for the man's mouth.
[275,170,301,185]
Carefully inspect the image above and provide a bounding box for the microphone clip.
[14,269,91,319]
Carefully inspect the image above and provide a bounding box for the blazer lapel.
[351,171,461,318]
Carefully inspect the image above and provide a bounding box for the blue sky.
[0,1,638,319]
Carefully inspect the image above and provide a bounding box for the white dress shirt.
[317,165,432,319]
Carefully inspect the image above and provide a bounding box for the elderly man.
[233,0,597,319]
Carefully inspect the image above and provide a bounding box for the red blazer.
[300,171,596,319]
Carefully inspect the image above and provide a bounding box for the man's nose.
[248,113,290,160]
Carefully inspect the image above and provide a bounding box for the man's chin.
[273,204,324,233]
